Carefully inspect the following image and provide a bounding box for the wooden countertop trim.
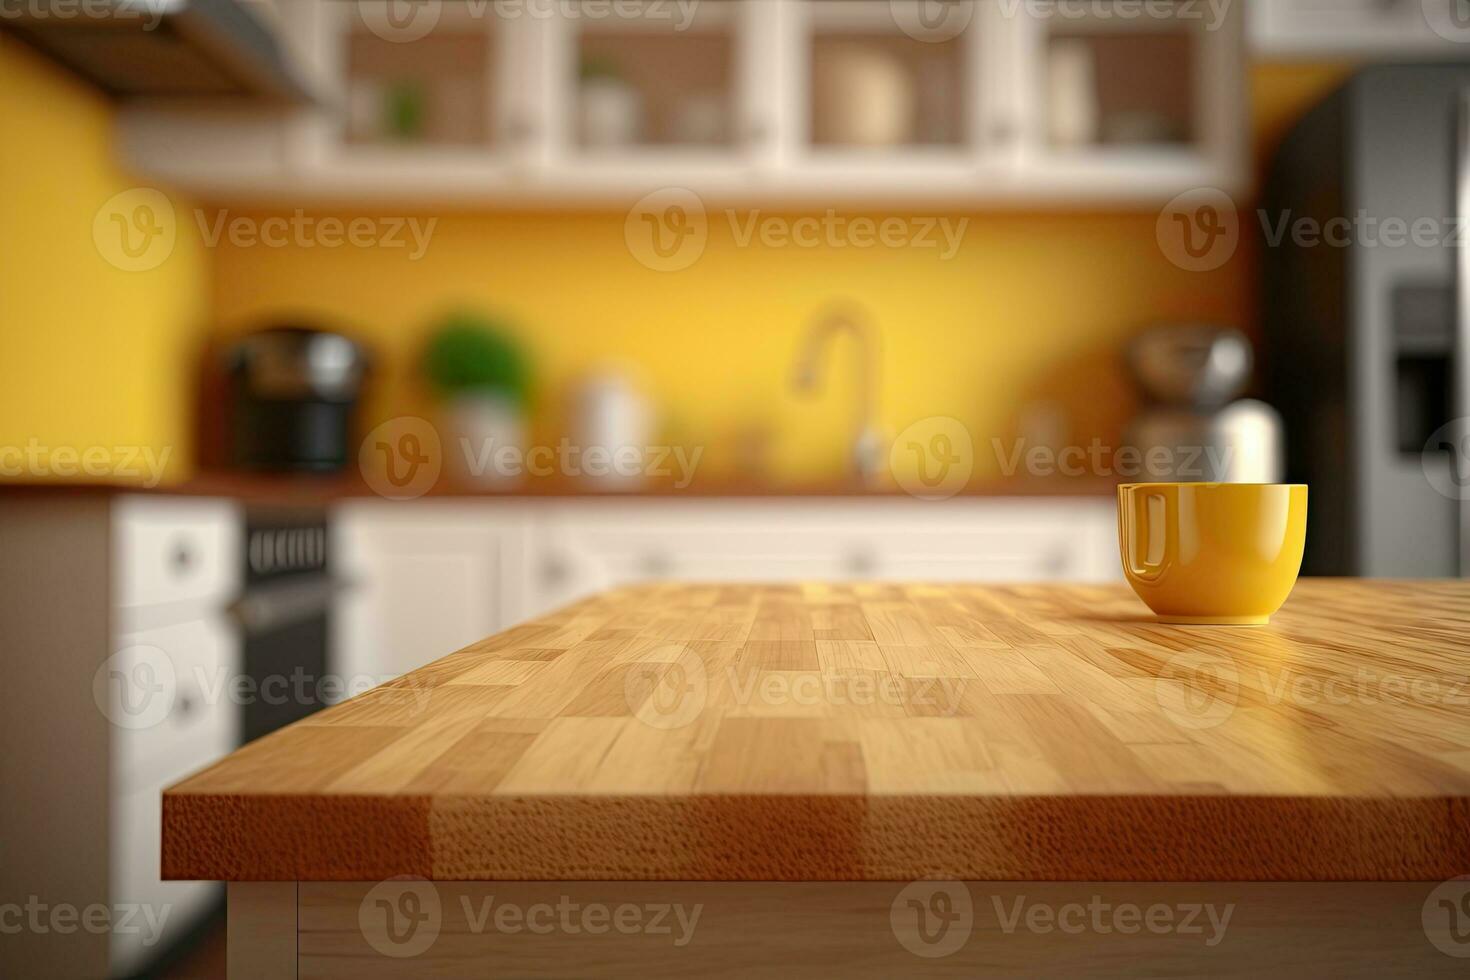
[165,793,1470,882]
[163,581,1470,881]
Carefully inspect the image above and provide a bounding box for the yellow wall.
[210,65,1357,487]
[0,35,1352,489]
[0,38,207,486]
[210,207,1252,485]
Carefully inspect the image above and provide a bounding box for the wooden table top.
[163,581,1470,882]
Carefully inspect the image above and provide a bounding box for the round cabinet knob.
[540,554,570,588]
[844,548,877,578]
[639,552,673,578]
[172,539,194,574]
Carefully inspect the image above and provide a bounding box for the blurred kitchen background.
[4,1,1470,976]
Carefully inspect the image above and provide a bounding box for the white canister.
[812,43,915,147]
[443,391,526,490]
[1047,39,1099,149]
[572,373,651,491]
[579,77,643,148]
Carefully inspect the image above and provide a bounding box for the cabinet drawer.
[107,616,240,792]
[113,497,241,611]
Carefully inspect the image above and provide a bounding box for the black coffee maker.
[226,326,368,472]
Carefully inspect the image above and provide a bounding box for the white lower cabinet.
[333,497,1120,683]
[332,501,529,685]
[109,500,242,978]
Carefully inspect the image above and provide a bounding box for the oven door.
[231,576,339,743]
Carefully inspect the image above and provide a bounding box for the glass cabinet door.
[785,0,1002,183]
[1006,1,1246,197]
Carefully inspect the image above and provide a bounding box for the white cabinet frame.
[117,0,1249,204]
[1004,1,1246,200]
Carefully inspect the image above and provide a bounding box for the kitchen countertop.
[0,472,1119,501]
[162,581,1470,882]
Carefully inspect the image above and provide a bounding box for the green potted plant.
[422,313,530,489]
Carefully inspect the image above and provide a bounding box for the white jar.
[579,77,643,148]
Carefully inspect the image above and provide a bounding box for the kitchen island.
[164,582,1470,977]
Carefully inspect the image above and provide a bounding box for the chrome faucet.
[791,304,884,488]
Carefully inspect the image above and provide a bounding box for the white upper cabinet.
[117,0,1248,203]
[1006,0,1246,200]
[1250,0,1470,58]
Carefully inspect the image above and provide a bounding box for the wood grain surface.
[164,581,1470,881]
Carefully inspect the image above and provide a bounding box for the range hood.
[2,0,310,102]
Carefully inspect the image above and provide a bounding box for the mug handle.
[1121,489,1169,582]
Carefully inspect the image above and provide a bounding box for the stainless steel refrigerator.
[1263,64,1470,576]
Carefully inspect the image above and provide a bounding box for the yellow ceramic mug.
[1117,482,1308,625]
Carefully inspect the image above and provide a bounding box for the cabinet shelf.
[117,0,1247,204]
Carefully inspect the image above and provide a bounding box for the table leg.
[228,882,297,979]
